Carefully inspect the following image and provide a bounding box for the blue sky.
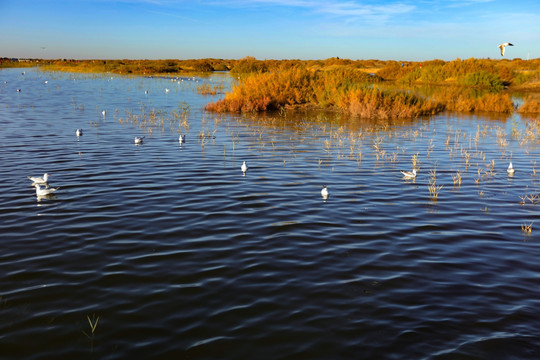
[1,0,538,61]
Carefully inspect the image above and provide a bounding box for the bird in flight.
[498,42,514,56]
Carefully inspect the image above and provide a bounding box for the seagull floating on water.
[179,134,186,144]
[507,162,515,175]
[76,129,83,137]
[400,168,417,179]
[498,42,514,56]
[102,110,106,116]
[321,185,329,200]
[241,161,248,175]
[135,136,145,145]
[35,184,59,196]
[28,173,49,184]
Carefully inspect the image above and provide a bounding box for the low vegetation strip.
[3,56,539,116]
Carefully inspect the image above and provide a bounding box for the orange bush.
[519,96,540,114]
[442,92,514,113]
[206,66,444,118]
[337,88,444,119]
[206,67,382,113]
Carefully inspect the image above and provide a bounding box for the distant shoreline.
[3,57,539,116]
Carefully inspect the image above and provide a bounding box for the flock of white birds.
[26,41,516,201]
[28,130,253,200]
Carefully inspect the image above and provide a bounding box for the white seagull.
[76,129,83,137]
[321,185,329,199]
[28,173,50,184]
[241,161,248,175]
[507,162,515,175]
[35,184,59,196]
[135,136,145,145]
[400,168,417,179]
[102,110,106,116]
[179,134,186,144]
[498,42,514,56]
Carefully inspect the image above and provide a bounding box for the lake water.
[1,68,540,359]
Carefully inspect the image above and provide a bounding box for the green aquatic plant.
[82,313,101,352]
[458,71,504,90]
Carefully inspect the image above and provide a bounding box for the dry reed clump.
[438,91,514,113]
[206,68,316,112]
[206,67,444,118]
[196,82,224,95]
[518,96,540,115]
[338,88,445,119]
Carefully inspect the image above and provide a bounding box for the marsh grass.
[82,313,100,352]
[452,171,462,188]
[196,82,224,95]
[524,193,540,205]
[118,101,191,136]
[521,222,533,234]
[518,96,540,115]
[428,168,443,201]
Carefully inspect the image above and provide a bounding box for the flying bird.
[498,42,514,56]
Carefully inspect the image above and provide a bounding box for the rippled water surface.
[1,68,540,359]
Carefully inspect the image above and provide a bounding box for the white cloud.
[207,0,415,21]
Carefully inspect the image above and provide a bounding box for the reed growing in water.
[519,96,540,115]
[205,66,442,118]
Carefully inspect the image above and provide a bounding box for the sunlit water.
[1,68,540,359]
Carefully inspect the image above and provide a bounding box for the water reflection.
[36,194,57,202]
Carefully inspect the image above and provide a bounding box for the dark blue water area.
[1,68,540,359]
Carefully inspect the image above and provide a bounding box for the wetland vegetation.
[3,56,540,118]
